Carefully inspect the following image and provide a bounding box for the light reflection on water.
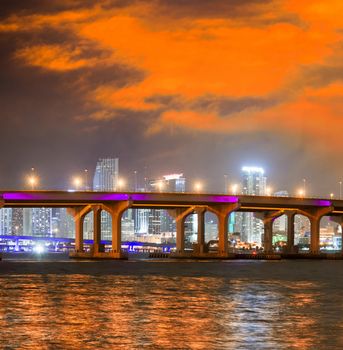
[1,262,343,349]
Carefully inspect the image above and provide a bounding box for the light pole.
[28,167,37,190]
[303,178,306,197]
[224,174,228,194]
[134,170,138,191]
[84,169,88,191]
[339,181,342,200]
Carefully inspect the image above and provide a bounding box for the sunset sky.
[1,0,343,195]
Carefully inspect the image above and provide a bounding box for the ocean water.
[1,254,343,349]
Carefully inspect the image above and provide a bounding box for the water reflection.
[0,266,343,349]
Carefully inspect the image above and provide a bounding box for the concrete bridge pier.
[193,207,207,254]
[286,211,296,253]
[255,211,283,255]
[169,207,194,256]
[328,215,343,255]
[212,203,240,258]
[67,205,91,253]
[69,201,130,259]
[301,207,333,255]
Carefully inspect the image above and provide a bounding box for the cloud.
[2,0,343,154]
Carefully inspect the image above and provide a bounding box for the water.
[1,254,343,349]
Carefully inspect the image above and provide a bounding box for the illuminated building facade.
[93,157,119,240]
[240,166,267,244]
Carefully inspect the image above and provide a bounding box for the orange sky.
[2,0,342,142]
[0,0,342,191]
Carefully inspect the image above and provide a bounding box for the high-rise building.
[144,174,186,236]
[0,208,12,235]
[11,208,23,235]
[239,166,267,244]
[31,208,52,237]
[92,158,119,240]
[93,158,119,191]
[273,191,289,234]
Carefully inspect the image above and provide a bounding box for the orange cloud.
[15,44,93,71]
[5,0,343,151]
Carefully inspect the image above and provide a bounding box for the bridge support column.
[196,207,206,254]
[167,207,195,257]
[69,202,130,259]
[301,206,333,255]
[218,215,228,255]
[286,211,296,253]
[67,206,92,255]
[92,206,102,254]
[208,203,240,257]
[255,211,284,255]
[75,216,84,252]
[264,220,273,254]
[176,215,186,254]
[330,216,343,255]
[109,201,131,257]
[310,217,320,254]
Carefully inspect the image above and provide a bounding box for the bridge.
[1,191,343,259]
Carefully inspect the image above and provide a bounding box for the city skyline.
[1,1,342,196]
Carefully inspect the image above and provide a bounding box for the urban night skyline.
[1,1,342,195]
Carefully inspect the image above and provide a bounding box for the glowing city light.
[242,166,265,174]
[194,182,203,193]
[330,193,334,199]
[231,184,239,195]
[298,189,305,197]
[117,178,126,190]
[33,244,45,254]
[73,177,82,190]
[266,187,272,196]
[157,181,164,192]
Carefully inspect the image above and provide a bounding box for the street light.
[117,178,126,191]
[157,180,164,192]
[330,193,334,199]
[73,177,82,191]
[194,182,203,193]
[231,184,238,195]
[266,187,272,196]
[84,169,89,191]
[339,181,342,200]
[28,167,38,190]
[298,189,304,198]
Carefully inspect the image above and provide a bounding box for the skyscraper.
[92,158,119,240]
[240,166,267,244]
[93,158,119,191]
[0,208,12,235]
[144,174,186,236]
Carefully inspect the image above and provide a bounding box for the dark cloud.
[192,95,278,117]
[152,0,271,19]
[301,64,343,88]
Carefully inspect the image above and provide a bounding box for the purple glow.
[3,193,43,200]
[208,196,239,203]
[131,193,150,201]
[314,200,332,207]
[94,193,129,201]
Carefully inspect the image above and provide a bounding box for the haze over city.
[1,0,342,196]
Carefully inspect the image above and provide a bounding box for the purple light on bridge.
[96,193,129,201]
[209,196,239,203]
[3,193,42,200]
[314,199,332,207]
[131,194,150,201]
